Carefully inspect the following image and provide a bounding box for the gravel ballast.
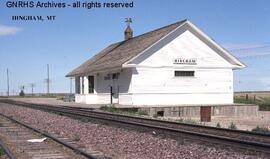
[0,103,261,159]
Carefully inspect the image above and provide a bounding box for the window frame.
[174,71,195,77]
[88,76,94,94]
[81,77,84,94]
[112,73,120,80]
[75,77,80,94]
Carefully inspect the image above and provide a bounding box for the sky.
[0,0,270,95]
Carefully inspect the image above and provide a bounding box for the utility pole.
[7,68,9,97]
[30,83,35,96]
[46,64,50,95]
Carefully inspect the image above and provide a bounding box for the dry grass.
[234,91,270,111]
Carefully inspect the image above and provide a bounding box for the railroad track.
[0,111,108,159]
[0,137,16,159]
[1,99,270,156]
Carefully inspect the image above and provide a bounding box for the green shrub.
[176,118,201,125]
[19,90,25,96]
[259,104,270,111]
[176,118,184,123]
[137,110,148,116]
[0,148,4,156]
[228,122,237,130]
[234,96,270,111]
[100,105,118,113]
[184,119,199,125]
[251,126,270,134]
[101,106,149,116]
[56,96,64,100]
[127,108,138,113]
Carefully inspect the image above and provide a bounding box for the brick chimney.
[124,18,133,40]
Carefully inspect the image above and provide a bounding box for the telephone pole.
[46,64,50,95]
[7,69,9,97]
[30,83,35,96]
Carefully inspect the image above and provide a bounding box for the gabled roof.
[66,19,245,77]
[66,19,187,77]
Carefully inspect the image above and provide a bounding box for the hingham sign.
[173,58,197,65]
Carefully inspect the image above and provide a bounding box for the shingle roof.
[66,19,187,77]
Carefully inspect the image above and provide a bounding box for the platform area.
[139,104,259,118]
[3,97,102,108]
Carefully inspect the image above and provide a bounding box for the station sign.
[173,58,197,65]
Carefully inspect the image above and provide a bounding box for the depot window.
[112,73,120,79]
[81,77,84,94]
[88,76,94,93]
[75,77,80,94]
[175,71,195,77]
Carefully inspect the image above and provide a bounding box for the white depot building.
[67,19,245,106]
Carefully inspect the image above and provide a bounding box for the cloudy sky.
[0,0,270,94]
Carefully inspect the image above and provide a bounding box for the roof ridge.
[94,19,187,63]
[66,19,188,76]
[118,19,187,43]
[86,19,187,66]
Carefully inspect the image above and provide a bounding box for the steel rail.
[36,107,270,152]
[72,107,270,137]
[2,99,270,138]
[1,99,270,154]
[0,113,99,159]
[0,138,16,159]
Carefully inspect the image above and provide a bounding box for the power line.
[236,53,270,59]
[229,44,270,52]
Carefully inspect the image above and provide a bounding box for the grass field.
[234,91,270,111]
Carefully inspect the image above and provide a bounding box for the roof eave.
[185,21,246,69]
[66,66,123,77]
[124,20,246,69]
